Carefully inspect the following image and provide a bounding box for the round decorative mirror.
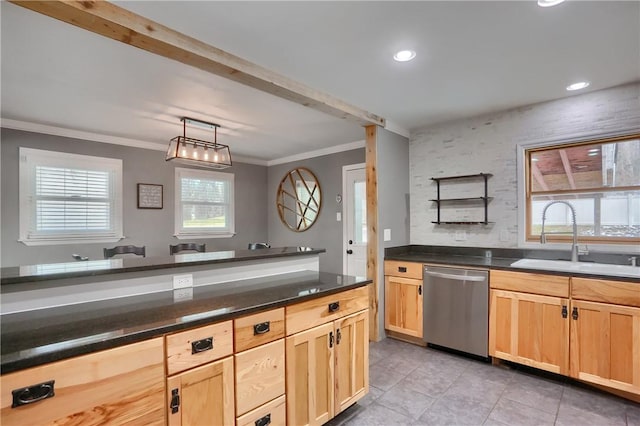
[277,167,322,232]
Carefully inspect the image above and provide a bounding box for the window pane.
[530,138,640,192]
[531,190,640,238]
[181,178,228,203]
[36,167,110,199]
[354,181,367,244]
[182,204,227,228]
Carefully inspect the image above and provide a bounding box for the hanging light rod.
[182,117,220,130]
[166,117,232,169]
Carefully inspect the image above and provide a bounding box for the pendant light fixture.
[166,117,232,169]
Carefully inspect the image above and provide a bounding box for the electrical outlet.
[174,287,193,302]
[454,230,467,241]
[173,274,193,289]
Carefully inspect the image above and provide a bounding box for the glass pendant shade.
[166,118,232,169]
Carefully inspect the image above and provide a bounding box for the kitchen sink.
[510,258,640,279]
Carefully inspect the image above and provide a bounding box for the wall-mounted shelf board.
[430,173,492,224]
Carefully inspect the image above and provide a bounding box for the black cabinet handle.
[562,305,568,318]
[191,337,213,354]
[336,328,342,345]
[398,266,407,273]
[170,388,180,414]
[572,307,579,320]
[12,380,55,408]
[328,302,340,313]
[418,285,422,295]
[255,413,271,426]
[329,331,334,348]
[254,321,271,335]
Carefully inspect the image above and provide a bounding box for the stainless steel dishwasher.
[423,265,489,357]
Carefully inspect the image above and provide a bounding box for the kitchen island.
[1,247,372,425]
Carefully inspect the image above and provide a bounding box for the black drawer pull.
[255,413,271,426]
[12,380,55,408]
[328,302,340,313]
[398,266,407,273]
[254,321,271,335]
[191,337,213,354]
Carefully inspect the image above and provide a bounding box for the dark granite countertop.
[1,271,370,374]
[1,247,325,285]
[385,245,640,282]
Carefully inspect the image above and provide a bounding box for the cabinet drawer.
[1,338,165,426]
[490,270,569,298]
[572,277,640,307]
[236,394,286,426]
[286,285,369,335]
[166,320,233,375]
[384,260,423,279]
[235,339,285,416]
[235,308,285,352]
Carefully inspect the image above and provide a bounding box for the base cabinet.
[570,300,640,395]
[384,276,423,338]
[489,289,569,375]
[166,356,235,426]
[286,310,369,426]
[0,338,165,426]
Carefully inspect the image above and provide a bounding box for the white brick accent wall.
[410,82,640,248]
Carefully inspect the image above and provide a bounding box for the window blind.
[35,166,112,232]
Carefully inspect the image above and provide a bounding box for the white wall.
[410,82,640,248]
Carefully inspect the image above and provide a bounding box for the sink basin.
[510,259,640,279]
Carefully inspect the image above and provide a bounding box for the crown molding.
[1,118,166,151]
[267,140,366,166]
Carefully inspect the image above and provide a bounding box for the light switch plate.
[383,229,391,241]
[336,212,342,221]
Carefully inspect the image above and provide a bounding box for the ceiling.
[2,1,639,164]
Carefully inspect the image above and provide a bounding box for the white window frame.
[174,167,235,239]
[19,147,123,246]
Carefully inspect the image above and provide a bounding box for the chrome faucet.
[540,200,581,262]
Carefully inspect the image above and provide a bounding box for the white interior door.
[343,164,367,277]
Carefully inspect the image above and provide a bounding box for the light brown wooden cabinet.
[0,338,165,426]
[166,356,235,426]
[489,289,569,375]
[384,260,423,339]
[569,277,640,396]
[489,270,640,399]
[285,287,369,426]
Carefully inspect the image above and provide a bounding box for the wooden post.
[365,125,380,342]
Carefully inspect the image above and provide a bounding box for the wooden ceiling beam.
[531,162,549,191]
[559,149,576,189]
[10,0,385,128]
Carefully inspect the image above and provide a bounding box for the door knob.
[348,240,353,244]
[346,249,353,254]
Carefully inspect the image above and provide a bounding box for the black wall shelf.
[430,173,493,225]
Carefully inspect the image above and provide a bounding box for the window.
[19,148,123,245]
[525,134,640,244]
[175,167,234,238]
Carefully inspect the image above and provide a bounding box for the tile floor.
[327,338,640,426]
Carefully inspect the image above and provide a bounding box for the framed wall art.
[137,183,163,209]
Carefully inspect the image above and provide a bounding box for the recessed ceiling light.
[394,50,416,62]
[537,0,565,7]
[566,81,590,91]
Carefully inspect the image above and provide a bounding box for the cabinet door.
[384,276,423,338]
[167,356,234,426]
[1,338,165,426]
[286,322,334,426]
[570,300,640,395]
[489,289,569,375]
[335,310,369,414]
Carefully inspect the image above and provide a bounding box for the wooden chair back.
[103,245,146,259]
[170,243,206,255]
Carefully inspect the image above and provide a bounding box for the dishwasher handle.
[423,270,486,282]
